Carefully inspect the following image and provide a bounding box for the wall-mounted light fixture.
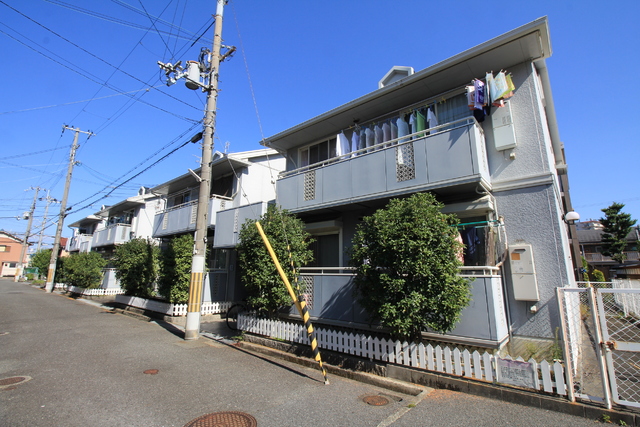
[564,211,580,224]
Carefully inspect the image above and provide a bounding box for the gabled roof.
[94,193,155,217]
[68,214,103,229]
[0,230,23,243]
[378,66,414,89]
[263,17,551,152]
[577,227,640,244]
[150,149,279,196]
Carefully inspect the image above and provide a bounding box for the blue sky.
[1,0,639,249]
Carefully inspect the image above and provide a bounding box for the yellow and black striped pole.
[255,221,329,385]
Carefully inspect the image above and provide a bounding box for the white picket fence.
[114,295,233,316]
[60,285,125,296]
[238,314,568,397]
[171,301,233,316]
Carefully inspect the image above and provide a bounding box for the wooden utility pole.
[185,0,227,340]
[36,190,57,253]
[157,0,233,339]
[15,187,41,281]
[45,126,93,292]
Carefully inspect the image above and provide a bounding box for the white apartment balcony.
[67,234,93,253]
[277,118,490,213]
[92,223,132,248]
[152,195,231,238]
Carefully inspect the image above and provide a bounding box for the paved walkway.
[0,279,610,426]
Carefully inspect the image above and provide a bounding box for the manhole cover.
[0,376,30,388]
[143,369,159,375]
[363,395,390,406]
[183,411,257,427]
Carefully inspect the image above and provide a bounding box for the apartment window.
[0,245,8,252]
[436,93,472,127]
[169,190,192,208]
[108,210,134,226]
[308,234,340,267]
[210,248,229,270]
[299,137,337,168]
[212,174,234,198]
[78,226,93,235]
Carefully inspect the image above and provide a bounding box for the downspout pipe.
[534,58,567,174]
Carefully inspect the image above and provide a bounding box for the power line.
[0,87,164,115]
[135,0,174,59]
[0,146,70,159]
[1,1,201,113]
[42,0,208,43]
[67,123,200,213]
[68,138,193,215]
[0,27,198,123]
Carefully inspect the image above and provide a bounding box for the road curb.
[238,333,640,426]
[53,289,640,426]
[235,338,426,397]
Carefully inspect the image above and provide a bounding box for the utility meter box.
[509,244,539,301]
[492,101,517,151]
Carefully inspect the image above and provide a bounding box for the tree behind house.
[113,238,159,298]
[600,202,637,263]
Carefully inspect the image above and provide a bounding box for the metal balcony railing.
[276,117,490,213]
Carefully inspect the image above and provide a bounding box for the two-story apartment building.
[67,187,159,255]
[151,148,284,302]
[66,148,285,296]
[259,17,576,351]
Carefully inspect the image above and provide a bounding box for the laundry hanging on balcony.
[336,132,350,157]
[467,70,516,123]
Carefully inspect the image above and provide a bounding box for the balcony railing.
[68,234,93,252]
[152,195,231,238]
[294,265,507,346]
[277,117,490,213]
[92,223,132,248]
[584,252,640,263]
[212,201,268,248]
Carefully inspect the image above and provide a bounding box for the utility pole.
[158,0,234,340]
[37,190,58,252]
[15,187,41,281]
[45,126,93,293]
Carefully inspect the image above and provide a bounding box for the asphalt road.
[0,279,602,426]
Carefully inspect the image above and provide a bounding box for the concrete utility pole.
[158,0,234,340]
[45,126,93,293]
[36,190,58,253]
[15,187,41,281]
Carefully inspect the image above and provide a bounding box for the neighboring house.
[577,220,640,280]
[153,148,285,303]
[260,17,576,351]
[0,231,29,277]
